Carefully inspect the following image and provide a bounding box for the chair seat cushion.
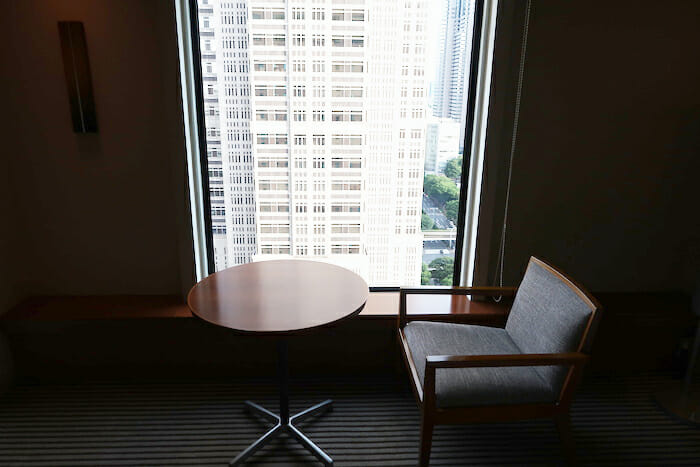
[403,321,557,408]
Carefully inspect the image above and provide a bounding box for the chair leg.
[419,413,434,467]
[554,413,577,466]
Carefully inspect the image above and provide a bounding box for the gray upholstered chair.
[398,256,601,466]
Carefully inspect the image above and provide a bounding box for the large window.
[189,0,482,287]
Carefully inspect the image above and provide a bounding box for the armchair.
[399,257,601,466]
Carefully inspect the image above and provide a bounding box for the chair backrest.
[505,257,600,394]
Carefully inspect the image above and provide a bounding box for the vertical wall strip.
[492,0,532,291]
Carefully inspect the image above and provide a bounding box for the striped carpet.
[0,374,698,466]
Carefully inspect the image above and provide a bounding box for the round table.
[188,260,369,466]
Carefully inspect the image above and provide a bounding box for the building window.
[251,8,285,20]
[312,60,325,72]
[331,111,363,122]
[331,61,364,73]
[292,34,306,46]
[332,86,363,98]
[311,8,325,20]
[312,35,325,47]
[331,36,365,48]
[293,85,306,97]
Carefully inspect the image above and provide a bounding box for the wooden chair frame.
[398,257,602,466]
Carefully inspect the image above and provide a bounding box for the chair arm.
[400,286,517,297]
[425,352,588,370]
[398,286,517,328]
[420,352,589,408]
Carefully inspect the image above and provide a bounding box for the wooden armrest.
[425,352,588,369]
[400,286,517,297]
[419,352,589,408]
[398,286,516,328]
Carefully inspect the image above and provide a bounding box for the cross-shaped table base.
[229,340,334,466]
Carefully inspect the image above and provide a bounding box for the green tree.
[421,263,431,285]
[440,276,453,286]
[429,257,454,283]
[444,157,462,179]
[421,213,435,230]
[423,174,459,205]
[445,199,459,223]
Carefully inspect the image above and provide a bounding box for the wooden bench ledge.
[1,292,510,322]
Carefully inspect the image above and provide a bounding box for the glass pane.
[196,0,476,286]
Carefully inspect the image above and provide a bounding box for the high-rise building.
[198,1,257,269]
[425,118,461,174]
[199,0,429,286]
[431,0,474,135]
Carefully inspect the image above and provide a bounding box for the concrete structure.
[424,117,461,174]
[199,0,429,286]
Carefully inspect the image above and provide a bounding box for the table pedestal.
[230,340,334,466]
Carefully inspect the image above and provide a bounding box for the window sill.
[1,292,510,323]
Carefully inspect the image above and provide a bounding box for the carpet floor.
[0,373,698,466]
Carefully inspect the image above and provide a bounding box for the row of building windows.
[258,244,360,255]
[251,34,365,48]
[331,182,361,191]
[252,34,285,46]
[255,110,287,121]
[256,134,363,146]
[260,224,290,234]
[331,110,363,122]
[258,202,362,216]
[251,61,364,74]
[255,110,363,122]
[400,65,426,76]
[251,8,285,20]
[258,181,288,191]
[290,157,361,169]
[260,246,290,255]
[287,8,366,22]
[289,203,362,213]
[259,202,289,213]
[289,179,361,191]
[254,85,286,96]
[253,61,285,72]
[332,86,363,98]
[258,158,288,168]
[259,244,360,256]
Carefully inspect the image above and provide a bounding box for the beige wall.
[477,0,700,292]
[1,0,191,305]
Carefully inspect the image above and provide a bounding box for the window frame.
[183,0,490,289]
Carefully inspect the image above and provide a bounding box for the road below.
[422,194,453,230]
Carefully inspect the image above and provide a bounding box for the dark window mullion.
[454,0,486,285]
[188,0,216,276]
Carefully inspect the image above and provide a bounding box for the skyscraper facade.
[431,0,474,124]
[198,0,429,286]
[198,1,257,269]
